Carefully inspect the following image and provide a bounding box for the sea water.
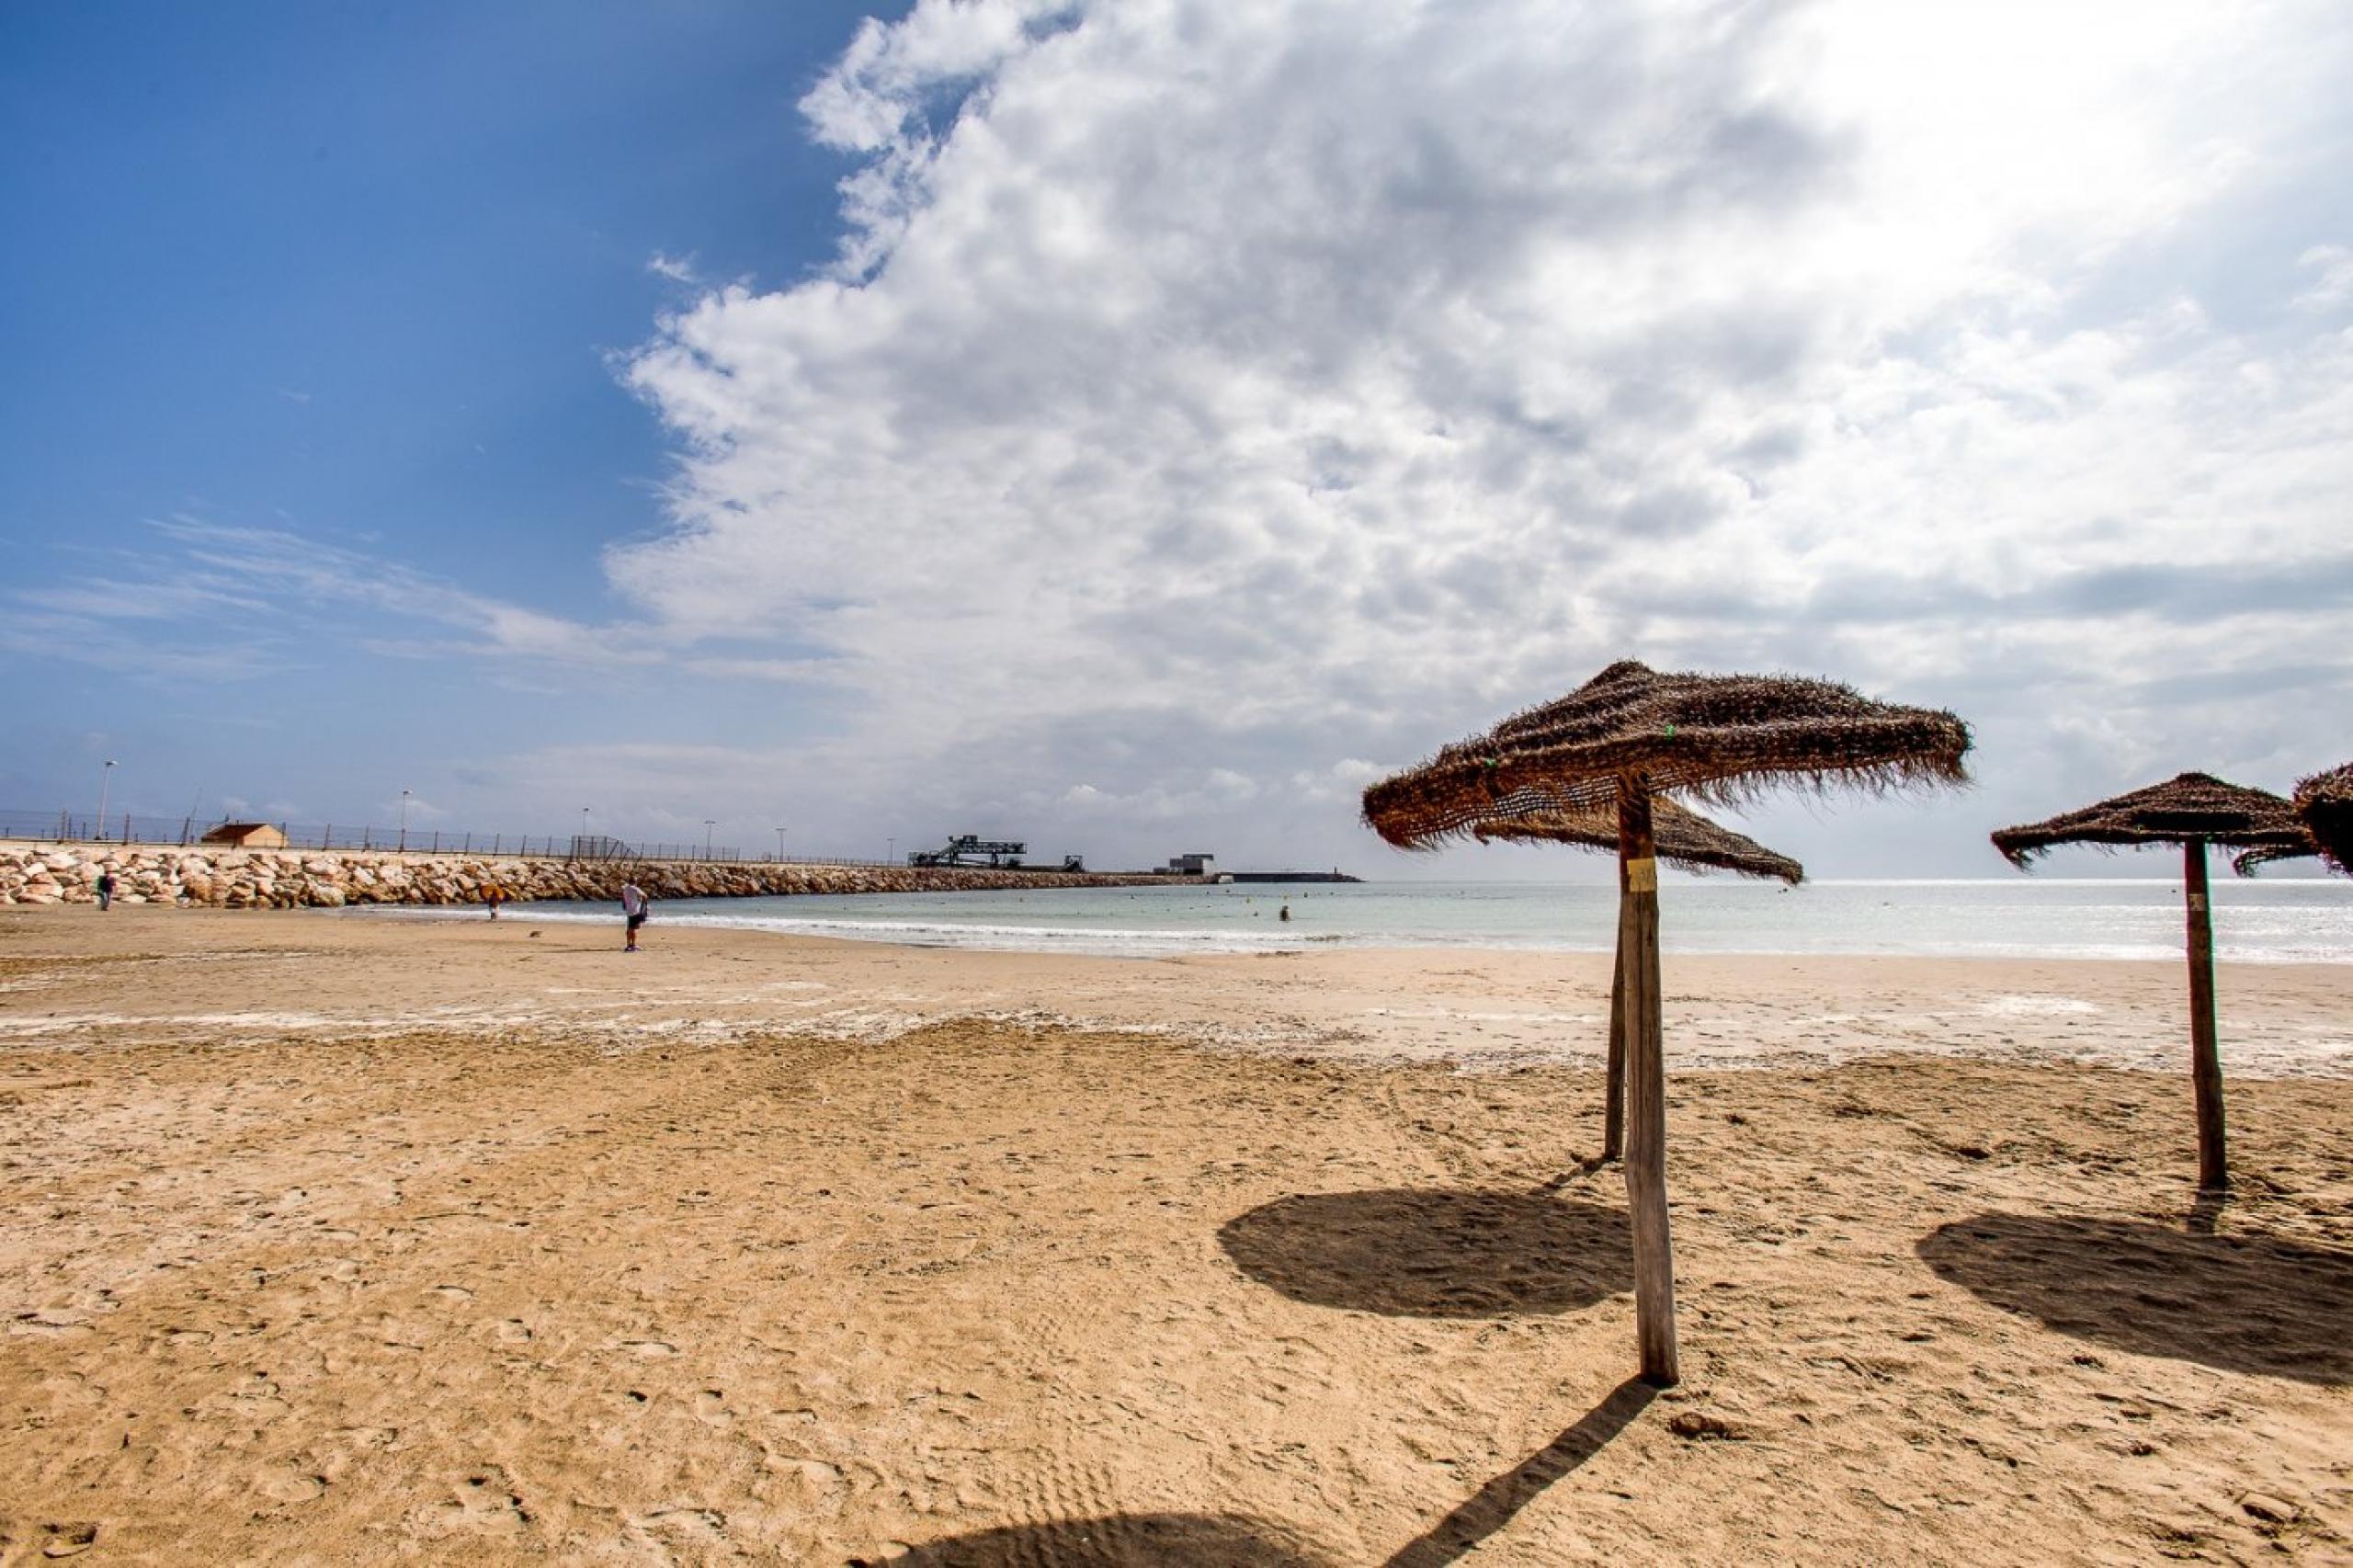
[475,878,2353,962]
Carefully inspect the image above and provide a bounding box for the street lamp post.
[887,835,895,867]
[399,789,413,853]
[580,808,591,856]
[704,820,716,858]
[774,826,786,862]
[96,760,117,841]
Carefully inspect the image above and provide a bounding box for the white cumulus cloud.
[585,1,2353,869]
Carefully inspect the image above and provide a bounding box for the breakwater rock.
[0,842,1192,910]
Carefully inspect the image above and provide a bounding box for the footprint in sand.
[331,1424,400,1448]
[319,1425,400,1483]
[255,1468,327,1505]
[40,1522,101,1559]
[621,1338,676,1358]
[409,1467,530,1539]
[430,1284,474,1304]
[632,1507,727,1550]
[760,1453,847,1509]
[694,1389,733,1426]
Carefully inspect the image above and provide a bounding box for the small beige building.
[200,822,288,848]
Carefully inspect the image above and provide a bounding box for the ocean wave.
[375,903,1348,957]
[363,881,2353,963]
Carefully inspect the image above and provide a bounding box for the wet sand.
[3,907,2348,1562]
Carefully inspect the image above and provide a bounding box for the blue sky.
[5,1,2349,878]
[3,3,889,559]
[4,2,898,838]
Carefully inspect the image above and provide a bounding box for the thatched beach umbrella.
[1473,798,1802,1162]
[1991,773,2306,1192]
[2233,765,2353,877]
[1365,660,1971,1385]
[2294,764,2352,876]
[1472,797,1805,883]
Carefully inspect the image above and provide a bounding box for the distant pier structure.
[908,835,1029,869]
[901,838,1354,881]
[1155,850,1358,883]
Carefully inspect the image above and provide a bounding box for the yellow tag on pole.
[2188,893,2208,913]
[1627,858,1658,892]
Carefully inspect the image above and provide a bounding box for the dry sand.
[2,906,2348,1563]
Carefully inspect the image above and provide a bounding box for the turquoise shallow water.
[458,878,2353,962]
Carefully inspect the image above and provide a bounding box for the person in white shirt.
[620,881,649,951]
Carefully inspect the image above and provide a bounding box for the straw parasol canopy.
[1472,797,1803,885]
[1991,772,2305,869]
[1363,660,1970,1387]
[2294,764,2351,876]
[2230,766,2353,876]
[1364,660,1970,848]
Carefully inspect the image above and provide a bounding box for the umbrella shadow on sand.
[1917,1211,2353,1384]
[1379,1376,1657,1568]
[1219,1188,1631,1318]
[864,1384,1660,1568]
[865,1512,1325,1566]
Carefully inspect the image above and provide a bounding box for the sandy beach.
[3,906,2348,1563]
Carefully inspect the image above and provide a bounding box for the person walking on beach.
[95,869,116,912]
[620,880,649,951]
[483,881,506,920]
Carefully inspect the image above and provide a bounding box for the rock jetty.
[0,842,1189,910]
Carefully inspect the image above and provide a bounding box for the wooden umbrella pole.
[1604,941,1626,1162]
[1617,773,1677,1385]
[2183,836,2227,1191]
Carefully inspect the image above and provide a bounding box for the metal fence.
[0,809,895,868]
